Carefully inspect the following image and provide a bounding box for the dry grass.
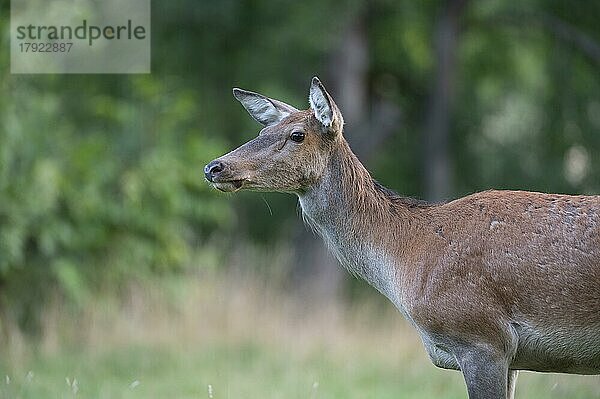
[33,269,420,363]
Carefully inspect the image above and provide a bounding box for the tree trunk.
[423,0,468,202]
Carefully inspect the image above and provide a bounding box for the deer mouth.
[212,179,245,192]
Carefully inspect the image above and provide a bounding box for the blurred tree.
[0,71,234,334]
[423,0,468,202]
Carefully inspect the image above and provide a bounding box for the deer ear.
[309,77,343,133]
[233,88,298,126]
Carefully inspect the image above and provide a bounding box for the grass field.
[1,272,599,398]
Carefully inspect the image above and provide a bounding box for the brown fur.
[307,142,600,372]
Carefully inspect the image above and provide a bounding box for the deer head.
[204,77,344,193]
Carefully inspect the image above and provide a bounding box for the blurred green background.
[1,0,600,397]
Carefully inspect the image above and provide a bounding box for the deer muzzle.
[204,159,245,192]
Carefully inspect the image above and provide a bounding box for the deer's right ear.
[309,77,343,134]
[233,88,298,126]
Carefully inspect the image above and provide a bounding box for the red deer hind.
[204,77,600,399]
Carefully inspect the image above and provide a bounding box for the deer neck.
[297,142,418,309]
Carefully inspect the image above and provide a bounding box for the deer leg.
[455,348,509,399]
[507,370,518,399]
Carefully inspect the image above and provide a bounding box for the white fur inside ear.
[244,97,285,125]
[234,89,292,126]
[309,85,333,127]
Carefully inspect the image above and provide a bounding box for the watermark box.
[11,0,150,74]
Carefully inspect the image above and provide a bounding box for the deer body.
[301,140,600,375]
[205,78,600,398]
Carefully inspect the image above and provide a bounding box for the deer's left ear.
[309,77,343,134]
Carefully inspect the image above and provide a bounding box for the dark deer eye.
[290,131,305,143]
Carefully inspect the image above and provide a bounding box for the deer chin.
[212,179,245,192]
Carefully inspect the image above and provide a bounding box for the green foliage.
[0,73,233,332]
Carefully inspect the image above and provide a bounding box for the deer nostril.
[210,161,224,174]
[204,160,225,181]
